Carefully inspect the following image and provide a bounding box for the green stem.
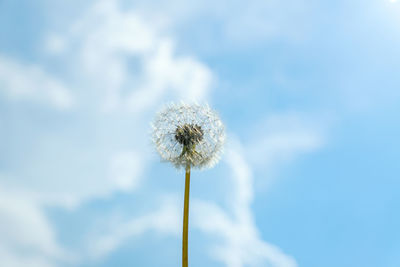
[182,163,191,267]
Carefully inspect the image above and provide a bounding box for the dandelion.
[152,102,225,267]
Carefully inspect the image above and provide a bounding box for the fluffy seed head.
[152,102,225,169]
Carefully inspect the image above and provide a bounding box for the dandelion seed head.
[152,102,225,169]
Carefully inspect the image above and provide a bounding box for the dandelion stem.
[182,163,191,267]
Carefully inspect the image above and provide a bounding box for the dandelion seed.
[151,102,225,267]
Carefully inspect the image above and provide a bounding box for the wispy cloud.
[129,0,312,48]
[246,112,325,170]
[0,55,73,109]
[108,151,145,192]
[192,139,298,267]
[45,0,213,112]
[0,183,72,267]
[87,196,181,259]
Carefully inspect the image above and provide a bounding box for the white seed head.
[152,102,225,169]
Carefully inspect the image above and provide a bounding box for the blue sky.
[0,0,400,267]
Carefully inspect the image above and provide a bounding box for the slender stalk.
[182,163,191,267]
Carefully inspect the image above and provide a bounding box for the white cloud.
[45,0,212,113]
[87,196,181,259]
[0,55,74,109]
[126,39,213,112]
[130,0,312,47]
[0,184,72,267]
[108,151,144,192]
[0,190,62,257]
[46,35,68,54]
[0,246,56,267]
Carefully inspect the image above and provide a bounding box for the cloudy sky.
[0,0,400,266]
